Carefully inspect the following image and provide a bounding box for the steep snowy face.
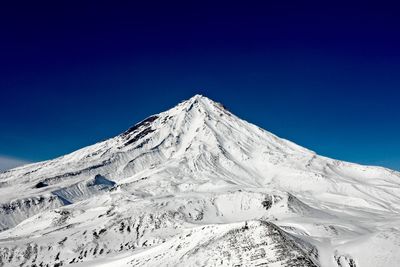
[0,95,400,267]
[0,95,315,200]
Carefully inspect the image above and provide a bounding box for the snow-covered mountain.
[0,94,399,267]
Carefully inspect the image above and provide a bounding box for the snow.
[0,94,399,266]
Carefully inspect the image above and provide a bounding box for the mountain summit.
[1,95,399,267]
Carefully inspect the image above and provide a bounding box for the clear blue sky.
[1,1,399,170]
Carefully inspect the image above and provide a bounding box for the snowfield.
[0,95,399,267]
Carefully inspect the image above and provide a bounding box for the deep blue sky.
[1,1,399,170]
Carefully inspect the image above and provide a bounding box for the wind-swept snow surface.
[0,95,399,266]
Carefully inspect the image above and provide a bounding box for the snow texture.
[0,95,399,267]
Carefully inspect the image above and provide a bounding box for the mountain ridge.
[0,94,399,267]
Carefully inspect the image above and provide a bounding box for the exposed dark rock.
[123,127,155,147]
[34,182,48,189]
[121,115,158,137]
[261,199,272,210]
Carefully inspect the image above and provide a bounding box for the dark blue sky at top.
[0,1,399,170]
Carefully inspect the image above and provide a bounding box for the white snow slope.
[0,95,399,267]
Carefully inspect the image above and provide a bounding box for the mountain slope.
[0,95,399,267]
